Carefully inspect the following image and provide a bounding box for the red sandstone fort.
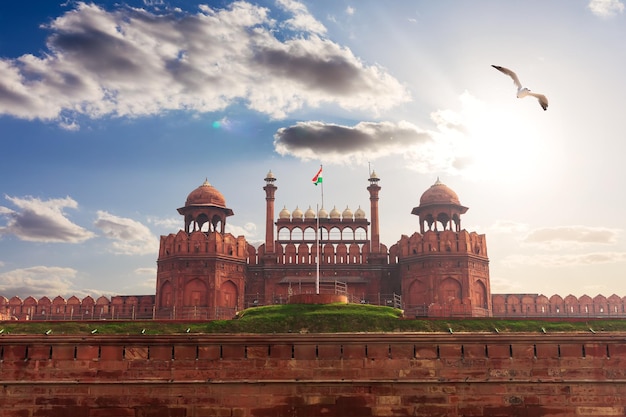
[2,172,624,320]
[5,173,626,417]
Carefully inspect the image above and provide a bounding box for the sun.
[454,96,543,183]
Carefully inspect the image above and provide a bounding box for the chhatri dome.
[412,178,468,233]
[178,178,233,233]
[185,179,227,208]
[419,177,461,206]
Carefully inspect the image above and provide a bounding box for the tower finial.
[265,170,276,184]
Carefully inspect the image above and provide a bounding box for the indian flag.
[312,166,323,186]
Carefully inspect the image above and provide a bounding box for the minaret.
[263,170,277,254]
[367,170,381,253]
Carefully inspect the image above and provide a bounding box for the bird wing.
[527,92,548,111]
[491,65,522,89]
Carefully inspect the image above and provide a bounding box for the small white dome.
[279,206,291,219]
[354,206,366,219]
[292,206,303,219]
[329,206,341,219]
[342,206,353,219]
[304,206,316,219]
[318,207,328,218]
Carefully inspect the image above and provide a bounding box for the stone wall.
[2,332,626,416]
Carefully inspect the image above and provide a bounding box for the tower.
[155,179,247,319]
[367,170,381,255]
[395,179,491,317]
[263,170,277,260]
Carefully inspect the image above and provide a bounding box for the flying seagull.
[492,65,548,111]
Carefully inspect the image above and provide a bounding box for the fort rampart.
[5,292,626,321]
[2,332,626,416]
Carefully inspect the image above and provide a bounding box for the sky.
[1,0,626,301]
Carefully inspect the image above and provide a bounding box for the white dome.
[318,207,328,218]
[329,206,341,219]
[354,206,366,219]
[279,206,291,219]
[342,206,353,220]
[304,206,316,219]
[292,206,303,219]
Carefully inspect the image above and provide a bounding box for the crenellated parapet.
[159,230,247,258]
[0,294,154,321]
[492,293,626,317]
[393,230,488,258]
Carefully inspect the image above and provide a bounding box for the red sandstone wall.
[2,333,626,416]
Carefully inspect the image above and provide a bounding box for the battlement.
[2,332,626,416]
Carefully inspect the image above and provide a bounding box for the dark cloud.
[252,43,363,95]
[274,120,433,163]
[49,30,142,78]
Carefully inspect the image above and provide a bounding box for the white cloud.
[277,0,327,34]
[226,221,257,237]
[522,226,619,250]
[135,267,157,275]
[0,195,95,243]
[489,220,530,235]
[345,6,356,16]
[502,252,626,268]
[588,0,624,17]
[94,211,158,255]
[0,266,82,299]
[0,1,408,125]
[489,275,524,294]
[147,216,181,231]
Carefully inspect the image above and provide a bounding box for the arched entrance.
[183,279,207,307]
[438,278,461,304]
[407,279,429,316]
[220,280,238,309]
[159,281,173,308]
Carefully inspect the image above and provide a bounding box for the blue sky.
[1,0,626,300]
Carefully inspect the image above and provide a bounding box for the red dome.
[419,178,460,206]
[185,179,226,207]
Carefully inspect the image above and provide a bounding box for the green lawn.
[1,303,625,335]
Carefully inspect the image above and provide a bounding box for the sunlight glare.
[456,94,541,183]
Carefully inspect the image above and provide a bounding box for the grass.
[2,303,626,335]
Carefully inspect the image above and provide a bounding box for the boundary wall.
[2,333,626,416]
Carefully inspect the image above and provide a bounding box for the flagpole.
[311,164,323,295]
[316,203,320,295]
[320,164,324,210]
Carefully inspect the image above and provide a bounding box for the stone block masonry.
[2,332,626,416]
